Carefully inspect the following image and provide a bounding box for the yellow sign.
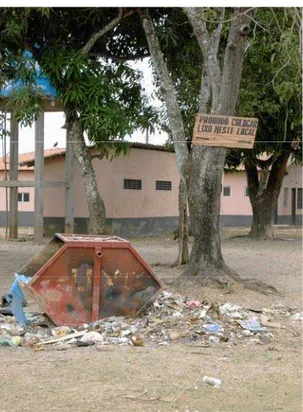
[192,114,258,149]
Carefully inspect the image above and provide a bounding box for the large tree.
[152,8,301,249]
[0,8,157,234]
[238,8,302,239]
[140,7,274,290]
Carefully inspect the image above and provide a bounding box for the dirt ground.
[0,227,302,412]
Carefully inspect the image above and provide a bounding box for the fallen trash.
[238,319,267,333]
[203,324,220,333]
[187,301,201,308]
[202,376,222,388]
[80,331,104,344]
[291,313,303,321]
[3,274,31,325]
[0,291,291,351]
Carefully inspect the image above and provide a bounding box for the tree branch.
[184,7,222,111]
[89,51,149,61]
[245,162,259,199]
[81,8,134,56]
[218,7,252,115]
[255,155,276,169]
[139,8,189,176]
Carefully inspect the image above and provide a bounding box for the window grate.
[124,179,142,190]
[297,188,302,209]
[18,192,30,202]
[283,188,289,208]
[223,186,231,197]
[156,180,172,191]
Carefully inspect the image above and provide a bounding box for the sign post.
[192,114,258,149]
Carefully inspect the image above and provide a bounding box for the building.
[0,144,302,237]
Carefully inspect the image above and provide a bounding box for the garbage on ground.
[0,291,297,351]
[238,319,267,333]
[291,313,303,321]
[187,301,201,308]
[2,274,31,325]
[202,376,222,388]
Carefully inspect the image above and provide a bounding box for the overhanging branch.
[81,8,134,56]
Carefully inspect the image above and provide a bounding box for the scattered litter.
[238,319,267,333]
[3,274,31,325]
[203,324,220,333]
[260,334,271,344]
[202,376,222,388]
[131,335,144,346]
[0,292,294,351]
[291,313,303,321]
[209,336,220,345]
[80,331,104,344]
[52,326,72,337]
[187,301,201,308]
[0,336,15,347]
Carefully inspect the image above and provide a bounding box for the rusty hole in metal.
[66,303,75,312]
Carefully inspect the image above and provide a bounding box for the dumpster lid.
[55,233,129,243]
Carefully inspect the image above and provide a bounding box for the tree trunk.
[185,146,230,282]
[249,201,275,239]
[174,178,189,265]
[246,150,291,240]
[69,120,106,234]
[183,9,251,284]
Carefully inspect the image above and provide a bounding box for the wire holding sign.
[192,114,258,149]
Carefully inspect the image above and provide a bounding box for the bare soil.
[0,227,302,412]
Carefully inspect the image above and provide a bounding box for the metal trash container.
[20,234,163,326]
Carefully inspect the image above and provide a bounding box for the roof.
[0,143,169,171]
[18,142,170,167]
[0,148,65,171]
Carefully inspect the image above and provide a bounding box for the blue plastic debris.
[4,274,31,325]
[203,324,221,333]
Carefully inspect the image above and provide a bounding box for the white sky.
[0,59,168,156]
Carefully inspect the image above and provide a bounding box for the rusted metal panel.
[23,234,163,326]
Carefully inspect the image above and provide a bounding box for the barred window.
[297,188,302,209]
[124,179,142,190]
[223,186,231,197]
[156,180,172,191]
[18,192,30,202]
[283,188,289,208]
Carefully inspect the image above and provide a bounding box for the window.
[283,188,289,208]
[245,187,249,197]
[223,186,231,197]
[297,188,302,209]
[156,180,172,191]
[124,179,142,190]
[18,192,30,203]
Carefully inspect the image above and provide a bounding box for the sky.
[0,59,168,157]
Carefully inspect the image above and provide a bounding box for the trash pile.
[0,291,301,350]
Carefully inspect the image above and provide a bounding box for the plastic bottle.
[202,376,222,388]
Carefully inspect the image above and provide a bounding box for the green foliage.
[0,7,160,157]
[152,7,302,165]
[237,8,302,164]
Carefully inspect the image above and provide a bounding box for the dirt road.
[0,228,302,411]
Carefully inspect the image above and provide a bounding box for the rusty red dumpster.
[20,234,163,326]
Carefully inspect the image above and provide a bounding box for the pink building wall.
[221,172,252,216]
[277,163,303,217]
[42,148,178,219]
[0,170,35,212]
[0,147,302,232]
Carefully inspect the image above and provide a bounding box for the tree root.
[177,264,279,296]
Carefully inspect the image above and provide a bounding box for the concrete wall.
[277,163,302,217]
[221,172,252,216]
[0,150,302,236]
[0,170,35,214]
